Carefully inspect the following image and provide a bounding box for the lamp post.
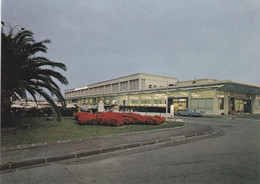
[166,92,169,121]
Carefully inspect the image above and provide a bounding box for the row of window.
[69,97,217,110]
[67,90,257,112]
[65,79,140,97]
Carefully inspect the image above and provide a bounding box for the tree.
[1,22,68,126]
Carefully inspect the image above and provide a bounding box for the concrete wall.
[139,73,177,89]
[177,78,218,86]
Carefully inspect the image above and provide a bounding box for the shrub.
[73,112,166,127]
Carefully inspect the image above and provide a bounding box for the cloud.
[2,0,260,93]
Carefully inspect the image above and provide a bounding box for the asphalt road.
[1,117,259,184]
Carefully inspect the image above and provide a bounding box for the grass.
[1,116,185,147]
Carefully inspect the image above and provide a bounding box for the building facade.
[65,73,260,115]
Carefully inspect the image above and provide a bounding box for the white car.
[176,109,202,117]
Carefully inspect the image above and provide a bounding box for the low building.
[65,73,260,115]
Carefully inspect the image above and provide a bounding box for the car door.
[183,109,189,116]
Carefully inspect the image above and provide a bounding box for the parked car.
[176,108,202,117]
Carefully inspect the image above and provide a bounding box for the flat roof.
[65,74,260,95]
[66,80,260,99]
[65,73,177,92]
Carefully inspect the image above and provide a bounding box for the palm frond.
[1,25,68,123]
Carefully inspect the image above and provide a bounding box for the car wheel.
[189,114,192,117]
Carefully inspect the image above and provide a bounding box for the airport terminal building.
[65,73,260,115]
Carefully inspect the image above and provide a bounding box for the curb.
[1,123,187,151]
[0,128,216,172]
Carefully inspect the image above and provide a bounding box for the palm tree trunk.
[1,90,13,127]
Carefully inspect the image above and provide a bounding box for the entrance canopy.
[218,81,260,95]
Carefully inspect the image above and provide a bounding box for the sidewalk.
[0,122,215,171]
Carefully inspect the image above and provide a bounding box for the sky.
[2,0,260,95]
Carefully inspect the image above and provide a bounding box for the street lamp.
[166,92,169,121]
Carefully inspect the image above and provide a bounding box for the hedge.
[74,112,166,127]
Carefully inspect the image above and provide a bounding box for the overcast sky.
[2,0,260,94]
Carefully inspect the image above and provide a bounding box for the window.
[154,100,164,104]
[99,86,104,94]
[140,100,150,105]
[235,100,243,113]
[190,98,213,110]
[170,91,189,97]
[255,100,260,110]
[140,95,151,106]
[94,87,98,94]
[141,79,145,89]
[191,91,214,98]
[112,83,119,92]
[105,85,111,93]
[89,88,93,94]
[129,95,139,106]
[218,98,224,110]
[153,93,166,106]
[129,79,139,90]
[84,89,88,95]
[130,100,139,105]
[120,81,128,91]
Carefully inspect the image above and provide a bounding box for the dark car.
[176,108,202,117]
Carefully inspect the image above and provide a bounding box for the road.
[1,117,259,184]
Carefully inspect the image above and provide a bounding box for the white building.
[65,73,260,115]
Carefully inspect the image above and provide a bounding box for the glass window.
[94,87,98,94]
[205,99,213,110]
[84,89,88,95]
[255,100,260,110]
[99,86,104,94]
[217,90,224,98]
[140,100,151,105]
[119,95,128,101]
[140,95,151,106]
[191,91,214,98]
[120,81,128,91]
[141,79,145,89]
[105,85,111,93]
[130,100,139,105]
[89,88,93,94]
[172,98,187,111]
[235,100,244,113]
[129,95,139,106]
[153,93,166,99]
[170,91,189,97]
[129,79,139,90]
[218,98,224,110]
[154,99,164,104]
[112,83,119,92]
[190,98,213,110]
[153,93,166,106]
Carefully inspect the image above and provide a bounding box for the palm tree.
[1,22,68,126]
